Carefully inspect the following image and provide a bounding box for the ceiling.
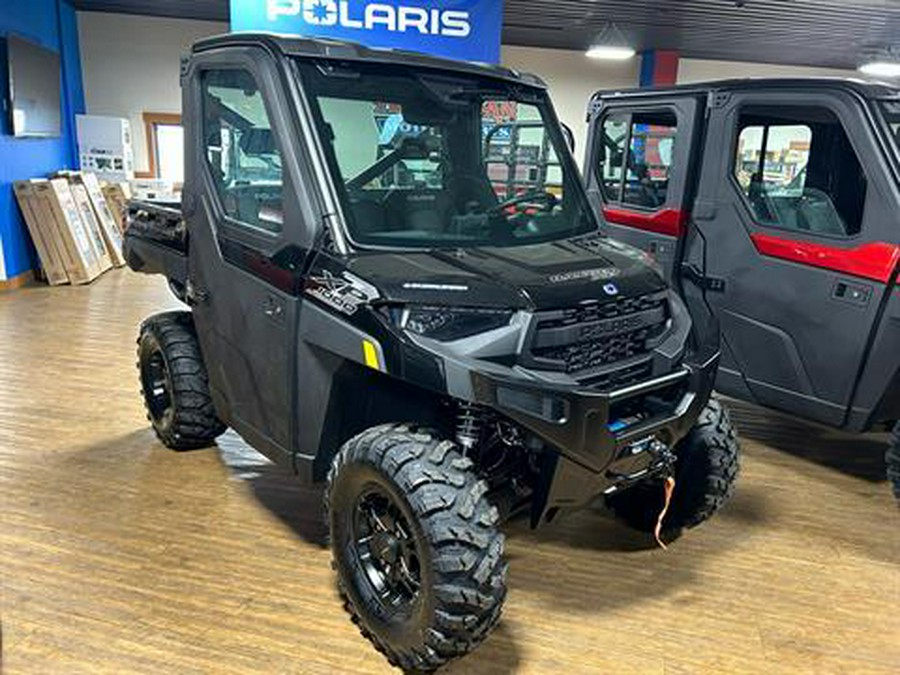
[71,0,900,70]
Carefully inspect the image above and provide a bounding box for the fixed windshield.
[297,61,595,249]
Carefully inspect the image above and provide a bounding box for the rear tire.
[326,424,507,672]
[607,398,740,542]
[887,422,900,502]
[137,311,226,450]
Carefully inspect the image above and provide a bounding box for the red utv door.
[681,86,899,428]
[585,93,703,283]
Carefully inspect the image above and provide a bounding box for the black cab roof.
[193,32,547,89]
[590,77,900,107]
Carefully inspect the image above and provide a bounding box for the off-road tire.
[887,422,900,502]
[137,311,226,450]
[326,424,507,672]
[607,398,740,542]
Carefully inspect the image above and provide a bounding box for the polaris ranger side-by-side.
[584,79,900,500]
[125,34,739,671]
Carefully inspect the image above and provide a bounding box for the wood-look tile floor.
[1,270,898,674]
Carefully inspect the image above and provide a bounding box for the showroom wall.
[678,57,860,83]
[76,11,867,180]
[76,13,641,172]
[0,0,85,282]
[501,45,639,161]
[77,12,227,176]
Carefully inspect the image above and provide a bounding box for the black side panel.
[123,236,187,286]
[848,288,900,430]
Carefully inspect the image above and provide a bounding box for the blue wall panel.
[0,0,85,280]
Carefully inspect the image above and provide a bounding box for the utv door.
[688,87,899,427]
[183,50,314,461]
[585,94,702,282]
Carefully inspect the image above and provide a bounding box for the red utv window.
[597,110,684,236]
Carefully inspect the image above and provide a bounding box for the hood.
[344,234,667,310]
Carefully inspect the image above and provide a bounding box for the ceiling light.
[859,60,900,78]
[586,45,636,61]
[586,23,635,61]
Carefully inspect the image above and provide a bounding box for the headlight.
[387,306,514,341]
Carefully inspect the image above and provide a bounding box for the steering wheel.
[487,190,558,216]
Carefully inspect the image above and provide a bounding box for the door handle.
[681,263,726,293]
[263,295,285,319]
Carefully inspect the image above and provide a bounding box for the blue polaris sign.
[230,0,504,64]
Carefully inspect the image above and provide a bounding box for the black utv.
[125,34,739,671]
[583,79,899,499]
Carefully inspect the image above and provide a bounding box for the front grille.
[581,359,653,391]
[526,291,670,376]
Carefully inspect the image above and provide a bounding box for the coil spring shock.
[456,402,486,455]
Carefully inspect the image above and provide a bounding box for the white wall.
[678,57,864,84]
[76,12,639,173]
[78,12,873,178]
[77,12,226,174]
[501,45,639,162]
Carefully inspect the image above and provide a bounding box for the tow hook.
[658,442,676,476]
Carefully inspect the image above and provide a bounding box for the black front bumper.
[470,341,720,522]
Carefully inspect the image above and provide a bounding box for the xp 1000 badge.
[304,270,377,315]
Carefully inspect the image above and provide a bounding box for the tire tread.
[137,311,225,451]
[325,424,506,672]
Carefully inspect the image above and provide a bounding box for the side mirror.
[561,123,575,153]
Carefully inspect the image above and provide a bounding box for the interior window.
[598,111,677,209]
[201,69,284,233]
[734,107,866,237]
[482,100,563,202]
[597,114,628,202]
[625,113,677,208]
[322,99,445,191]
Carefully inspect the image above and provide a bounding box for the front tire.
[887,422,900,502]
[326,424,507,672]
[137,312,226,450]
[607,398,740,541]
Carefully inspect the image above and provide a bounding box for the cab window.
[597,111,678,209]
[201,69,284,233]
[482,100,564,202]
[734,107,866,237]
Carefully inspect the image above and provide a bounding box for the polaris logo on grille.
[578,315,646,341]
[267,0,472,37]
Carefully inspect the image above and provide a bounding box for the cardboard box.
[101,183,129,233]
[31,179,106,285]
[76,115,135,182]
[70,173,126,267]
[12,182,70,286]
[71,184,115,273]
[27,180,84,282]
[129,178,180,204]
